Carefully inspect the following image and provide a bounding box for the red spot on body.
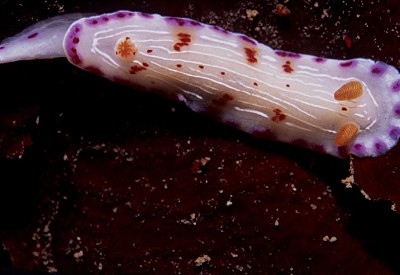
[253,82,259,86]
[314,57,326,63]
[143,62,149,67]
[244,47,258,64]
[341,107,348,111]
[102,16,109,22]
[27,32,38,39]
[71,55,81,65]
[176,64,182,68]
[129,65,147,74]
[220,72,226,75]
[282,61,294,73]
[117,13,126,18]
[275,51,301,58]
[147,49,153,53]
[198,65,204,69]
[72,37,79,44]
[371,67,381,74]
[175,19,186,26]
[271,108,287,122]
[286,84,290,87]
[340,61,354,67]
[173,33,191,51]
[212,93,234,106]
[91,19,98,24]
[85,66,103,76]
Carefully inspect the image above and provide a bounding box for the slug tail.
[0,13,92,64]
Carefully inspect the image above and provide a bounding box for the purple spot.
[212,25,229,34]
[391,79,400,93]
[72,37,79,44]
[374,140,388,154]
[0,46,5,50]
[164,17,186,26]
[389,127,400,140]
[352,143,366,155]
[190,20,203,27]
[275,50,301,58]
[252,126,277,141]
[27,32,38,39]
[139,12,153,18]
[117,12,126,18]
[339,60,357,68]
[74,26,81,33]
[239,35,257,46]
[393,103,400,117]
[91,19,98,25]
[101,16,109,22]
[314,57,327,63]
[370,62,388,76]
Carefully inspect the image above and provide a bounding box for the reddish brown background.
[0,0,400,274]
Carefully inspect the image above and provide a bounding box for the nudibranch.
[0,11,399,158]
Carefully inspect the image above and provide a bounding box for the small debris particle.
[323,235,337,243]
[360,189,371,200]
[179,213,198,225]
[73,250,84,259]
[98,262,103,270]
[226,199,233,207]
[246,9,259,21]
[274,219,279,227]
[321,9,330,19]
[274,4,291,17]
[341,175,354,188]
[194,254,211,267]
[231,252,239,258]
[126,157,133,162]
[191,157,211,174]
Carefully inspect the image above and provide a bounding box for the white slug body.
[1,11,400,158]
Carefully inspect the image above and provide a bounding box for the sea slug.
[1,10,399,158]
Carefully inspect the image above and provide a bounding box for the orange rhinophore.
[334,80,364,101]
[334,123,359,147]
